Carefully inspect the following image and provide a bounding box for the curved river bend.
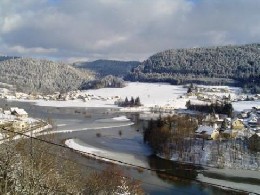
[1,99,255,195]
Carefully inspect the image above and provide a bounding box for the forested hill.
[127,44,260,90]
[75,59,140,77]
[0,58,95,94]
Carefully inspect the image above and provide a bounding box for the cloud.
[0,0,259,61]
[9,45,57,54]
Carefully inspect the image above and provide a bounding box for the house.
[12,120,29,130]
[0,119,8,125]
[195,125,219,140]
[232,119,245,130]
[10,107,28,119]
[202,114,223,128]
[238,110,251,119]
[230,119,245,138]
[252,106,260,115]
[248,116,258,127]
[3,110,11,115]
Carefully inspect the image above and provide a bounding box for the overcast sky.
[0,0,260,62]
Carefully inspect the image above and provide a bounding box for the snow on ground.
[65,138,149,167]
[0,113,39,125]
[96,116,131,123]
[233,100,260,112]
[9,82,189,109]
[112,116,130,122]
[0,113,16,120]
[0,124,52,144]
[7,82,255,113]
[56,124,67,127]
[39,122,134,135]
[197,170,260,194]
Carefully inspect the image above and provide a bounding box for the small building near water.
[12,120,29,130]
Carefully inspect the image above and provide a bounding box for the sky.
[0,0,260,62]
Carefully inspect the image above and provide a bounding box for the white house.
[12,120,29,130]
[10,107,28,119]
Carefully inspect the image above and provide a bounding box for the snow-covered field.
[9,82,189,109]
[7,82,258,113]
[233,100,260,112]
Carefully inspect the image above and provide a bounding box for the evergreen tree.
[135,97,141,106]
[124,97,129,106]
[130,97,135,107]
[187,87,192,94]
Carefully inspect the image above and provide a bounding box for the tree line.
[143,115,198,158]
[117,96,142,107]
[80,75,125,90]
[186,101,233,117]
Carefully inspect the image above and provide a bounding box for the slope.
[0,58,95,94]
[127,43,260,89]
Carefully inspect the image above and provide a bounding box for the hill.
[75,59,140,77]
[127,43,260,91]
[0,58,95,94]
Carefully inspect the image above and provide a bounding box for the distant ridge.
[75,59,140,77]
[127,43,260,91]
[0,56,20,62]
[0,58,95,94]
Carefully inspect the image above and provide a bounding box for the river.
[0,99,253,194]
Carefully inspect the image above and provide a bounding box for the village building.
[195,125,219,140]
[12,120,29,130]
[202,114,223,128]
[252,106,260,114]
[10,107,28,119]
[248,116,259,127]
[3,110,11,115]
[232,119,245,130]
[238,110,250,119]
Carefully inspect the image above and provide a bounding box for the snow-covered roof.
[15,109,28,115]
[10,107,28,115]
[3,110,11,115]
[10,107,19,112]
[248,116,258,123]
[196,125,215,134]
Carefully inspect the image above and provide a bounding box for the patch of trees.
[186,101,233,117]
[0,131,144,194]
[127,43,260,91]
[0,58,95,94]
[80,75,125,89]
[248,134,260,152]
[75,59,140,77]
[143,115,198,158]
[117,96,142,107]
[84,165,144,194]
